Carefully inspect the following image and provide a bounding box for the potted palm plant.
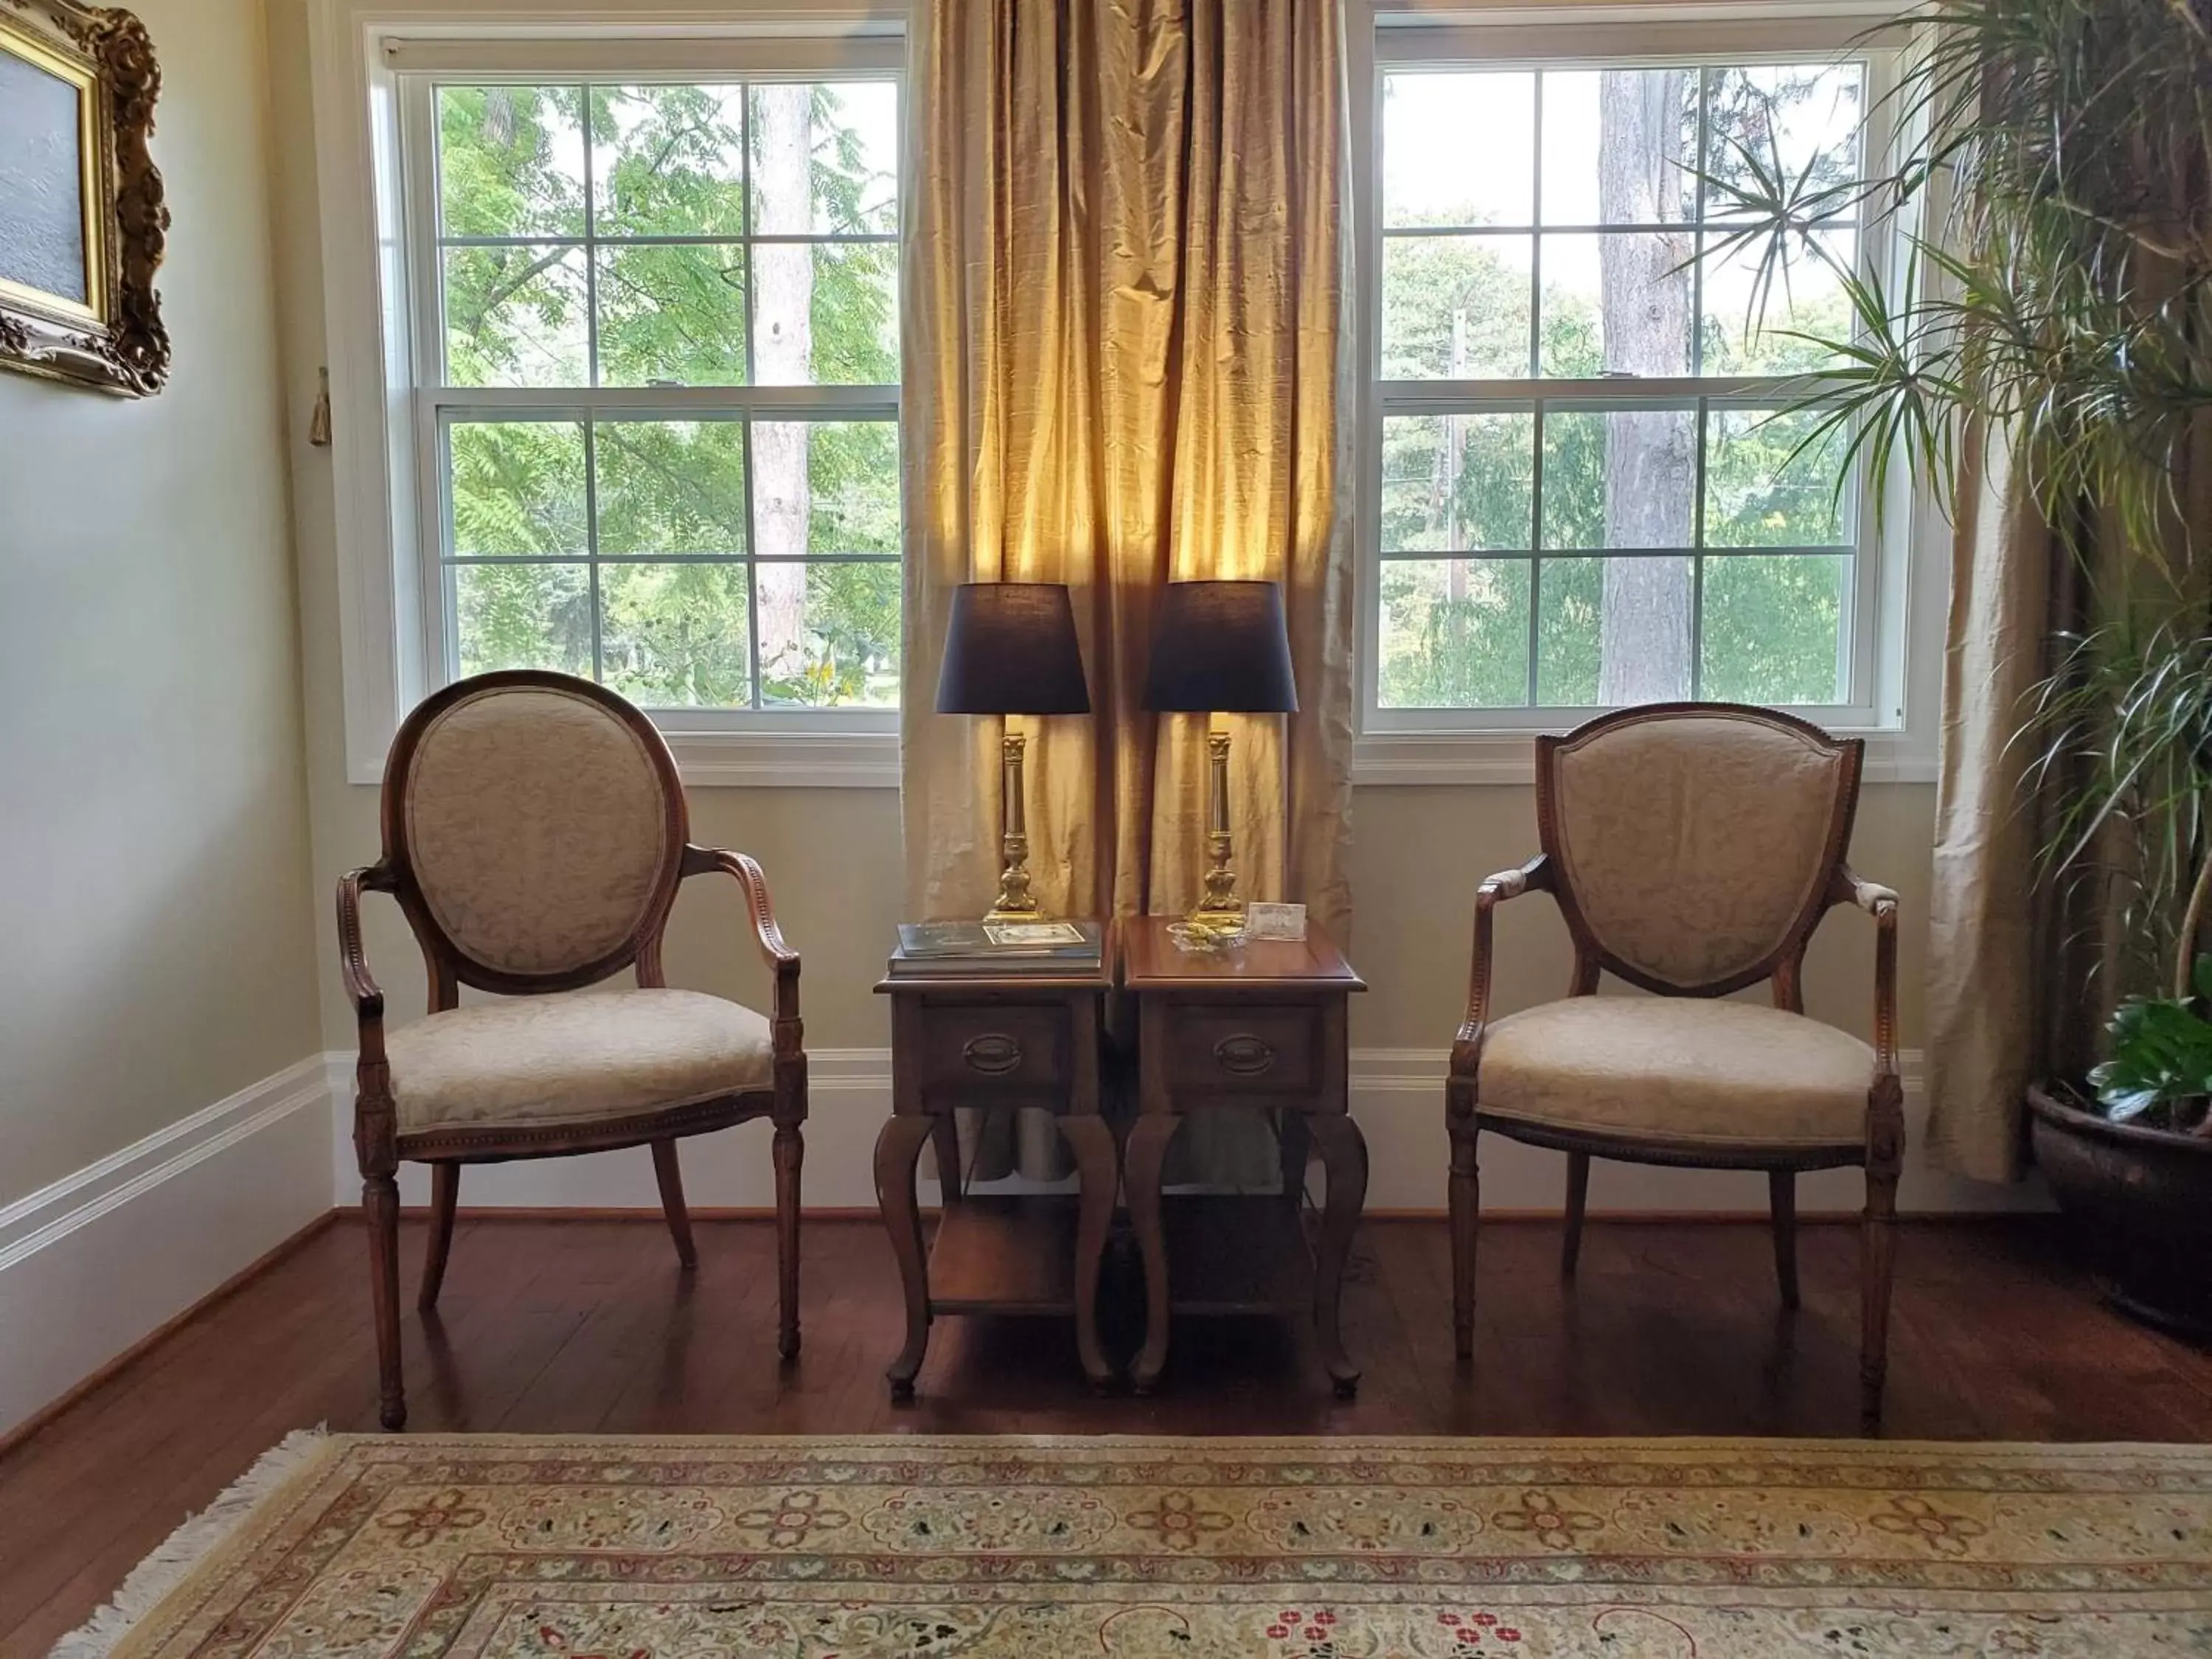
[1709,0,2212,1332]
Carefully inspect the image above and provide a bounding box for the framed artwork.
[0,0,167,396]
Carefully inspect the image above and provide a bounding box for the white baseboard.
[324,1045,2049,1217]
[0,1038,2048,1437]
[0,1057,336,1440]
[1352,1048,2051,1215]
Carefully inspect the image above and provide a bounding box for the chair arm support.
[335,866,389,1057]
[1452,855,1551,1075]
[683,845,802,1028]
[1834,864,1900,1080]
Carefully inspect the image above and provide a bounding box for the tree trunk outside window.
[752,84,814,690]
[1596,69,1694,705]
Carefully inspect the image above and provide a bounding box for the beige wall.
[0,0,320,1205]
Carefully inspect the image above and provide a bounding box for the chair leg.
[364,1173,406,1431]
[1860,1162,1900,1431]
[1769,1169,1801,1310]
[650,1139,698,1270]
[418,1164,460,1311]
[773,1118,804,1359]
[1561,1152,1591,1279]
[1448,1110,1480,1360]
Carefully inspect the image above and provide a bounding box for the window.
[403,69,902,715]
[1365,37,1900,736]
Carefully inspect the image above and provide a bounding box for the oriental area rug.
[63,1434,2212,1659]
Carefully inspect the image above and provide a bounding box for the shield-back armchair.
[1446,703,1903,1427]
[338,670,807,1430]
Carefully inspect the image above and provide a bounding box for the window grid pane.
[1377,54,1869,715]
[431,77,902,712]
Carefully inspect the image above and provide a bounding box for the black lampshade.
[1140,580,1298,714]
[934,582,1092,715]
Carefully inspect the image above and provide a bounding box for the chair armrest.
[1451,855,1551,1076]
[335,866,390,1062]
[1833,864,1900,1079]
[681,845,802,1026]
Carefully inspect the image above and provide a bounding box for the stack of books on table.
[887,919,1105,978]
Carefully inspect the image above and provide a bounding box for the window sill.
[1352,727,1938,786]
[347,725,902,790]
[662,728,902,788]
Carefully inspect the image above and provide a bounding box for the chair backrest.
[1535,703,1861,997]
[380,671,687,995]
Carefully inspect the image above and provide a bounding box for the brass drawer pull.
[1214,1034,1276,1076]
[963,1033,1023,1075]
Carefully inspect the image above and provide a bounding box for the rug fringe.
[49,1427,331,1659]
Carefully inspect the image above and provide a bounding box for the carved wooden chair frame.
[1444,703,1903,1427]
[338,670,806,1430]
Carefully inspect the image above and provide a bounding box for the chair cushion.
[1478,997,1875,1149]
[386,989,773,1135]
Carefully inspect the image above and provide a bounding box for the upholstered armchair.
[338,671,806,1430]
[1446,704,1903,1427]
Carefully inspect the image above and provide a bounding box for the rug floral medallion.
[101,1436,2212,1658]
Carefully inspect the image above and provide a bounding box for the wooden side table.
[872,955,1117,1399]
[1119,917,1369,1397]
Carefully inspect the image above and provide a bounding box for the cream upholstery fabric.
[1479,997,1875,1149]
[1551,713,1846,988]
[404,686,676,977]
[386,989,772,1135]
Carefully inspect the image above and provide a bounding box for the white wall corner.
[0,1056,338,1439]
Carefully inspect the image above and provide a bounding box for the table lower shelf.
[928,1195,1080,1315]
[925,1192,1312,1320]
[1156,1194,1313,1315]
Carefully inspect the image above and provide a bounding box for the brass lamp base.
[1185,730,1245,926]
[984,728,1049,923]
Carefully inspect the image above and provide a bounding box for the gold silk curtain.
[1925,424,2063,1183]
[900,0,1355,1183]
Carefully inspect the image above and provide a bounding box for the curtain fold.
[900,0,1354,1183]
[1924,423,2059,1183]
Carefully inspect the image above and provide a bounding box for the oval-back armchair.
[1446,703,1903,1427]
[338,670,806,1430]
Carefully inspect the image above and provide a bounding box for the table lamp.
[1141,580,1298,925]
[936,582,1092,922]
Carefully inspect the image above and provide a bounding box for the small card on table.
[1245,902,1307,941]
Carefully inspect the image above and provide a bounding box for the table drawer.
[917,1003,1070,1093]
[1162,1004,1318,1095]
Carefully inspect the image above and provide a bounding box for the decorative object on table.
[338,670,807,1430]
[874,938,1116,1395]
[1701,1,2212,1329]
[1141,579,1299,925]
[1245,900,1308,941]
[935,582,1091,922]
[887,917,1104,977]
[1120,917,1367,1397]
[86,1433,2212,1659]
[1164,917,1245,953]
[0,0,168,395]
[1447,704,1902,1429]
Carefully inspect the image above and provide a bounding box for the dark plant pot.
[2027,1081,2212,1340]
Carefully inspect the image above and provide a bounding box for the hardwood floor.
[4,1211,2210,1657]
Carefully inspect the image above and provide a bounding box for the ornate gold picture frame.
[0,0,167,396]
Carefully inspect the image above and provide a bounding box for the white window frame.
[309,1,909,787]
[1349,4,1944,785]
